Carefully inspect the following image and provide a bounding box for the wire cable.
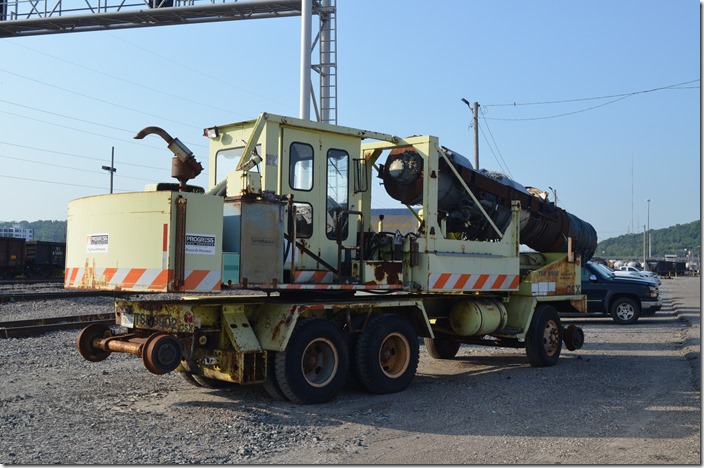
[0,66,201,130]
[478,109,513,178]
[2,40,250,119]
[0,140,168,171]
[485,79,699,107]
[483,79,699,121]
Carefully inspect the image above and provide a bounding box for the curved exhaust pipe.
[135,126,204,190]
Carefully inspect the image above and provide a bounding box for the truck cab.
[582,261,662,324]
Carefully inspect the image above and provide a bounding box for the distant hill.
[2,216,699,258]
[0,220,67,242]
[595,220,700,259]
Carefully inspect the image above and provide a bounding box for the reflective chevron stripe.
[429,273,520,291]
[64,267,221,292]
[292,270,334,284]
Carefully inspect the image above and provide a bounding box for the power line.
[106,32,296,113]
[0,173,118,191]
[2,40,251,120]
[485,79,699,107]
[0,153,160,183]
[0,66,201,130]
[478,110,513,178]
[0,99,207,150]
[0,108,210,156]
[0,140,169,171]
[483,79,699,121]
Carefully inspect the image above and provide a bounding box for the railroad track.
[0,313,115,338]
[0,278,64,286]
[0,290,133,303]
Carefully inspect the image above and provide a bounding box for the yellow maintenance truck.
[70,113,595,404]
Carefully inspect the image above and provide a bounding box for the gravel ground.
[0,277,700,464]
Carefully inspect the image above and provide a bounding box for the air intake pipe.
[380,146,597,261]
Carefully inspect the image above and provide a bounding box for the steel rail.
[0,313,115,338]
[0,290,134,302]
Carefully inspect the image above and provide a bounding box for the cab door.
[281,126,358,282]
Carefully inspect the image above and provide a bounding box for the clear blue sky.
[0,0,700,244]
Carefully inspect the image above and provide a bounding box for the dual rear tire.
[268,314,419,404]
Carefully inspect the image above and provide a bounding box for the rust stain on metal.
[373,261,403,285]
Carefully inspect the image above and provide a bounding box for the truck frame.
[71,113,588,404]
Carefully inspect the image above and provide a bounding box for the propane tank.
[449,299,508,336]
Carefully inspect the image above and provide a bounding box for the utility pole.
[461,98,480,169]
[643,224,647,267]
[646,198,651,258]
[101,146,116,194]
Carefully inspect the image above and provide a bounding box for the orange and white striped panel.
[292,270,334,284]
[428,273,520,291]
[64,267,221,292]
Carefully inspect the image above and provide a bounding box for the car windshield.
[590,262,615,279]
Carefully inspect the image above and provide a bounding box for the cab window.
[289,142,314,191]
[326,148,349,240]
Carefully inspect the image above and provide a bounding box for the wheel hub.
[379,333,410,378]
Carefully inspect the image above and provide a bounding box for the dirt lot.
[0,277,700,464]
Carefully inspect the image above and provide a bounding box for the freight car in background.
[0,237,66,278]
[0,237,26,278]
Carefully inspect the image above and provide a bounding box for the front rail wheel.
[77,323,112,362]
[274,318,348,404]
[525,305,563,367]
[354,314,419,394]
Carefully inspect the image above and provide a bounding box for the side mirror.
[589,274,597,282]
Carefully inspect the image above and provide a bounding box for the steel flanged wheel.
[563,324,585,351]
[77,323,112,362]
[142,334,183,375]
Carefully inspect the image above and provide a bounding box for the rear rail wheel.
[141,333,183,375]
[354,314,419,394]
[525,305,562,367]
[274,318,348,404]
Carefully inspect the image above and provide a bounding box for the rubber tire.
[179,371,202,388]
[263,351,288,401]
[354,314,419,394]
[345,332,365,390]
[274,317,348,404]
[424,336,461,359]
[525,305,563,367]
[610,297,640,325]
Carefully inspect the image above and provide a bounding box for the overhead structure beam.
[0,0,337,124]
[0,0,319,37]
